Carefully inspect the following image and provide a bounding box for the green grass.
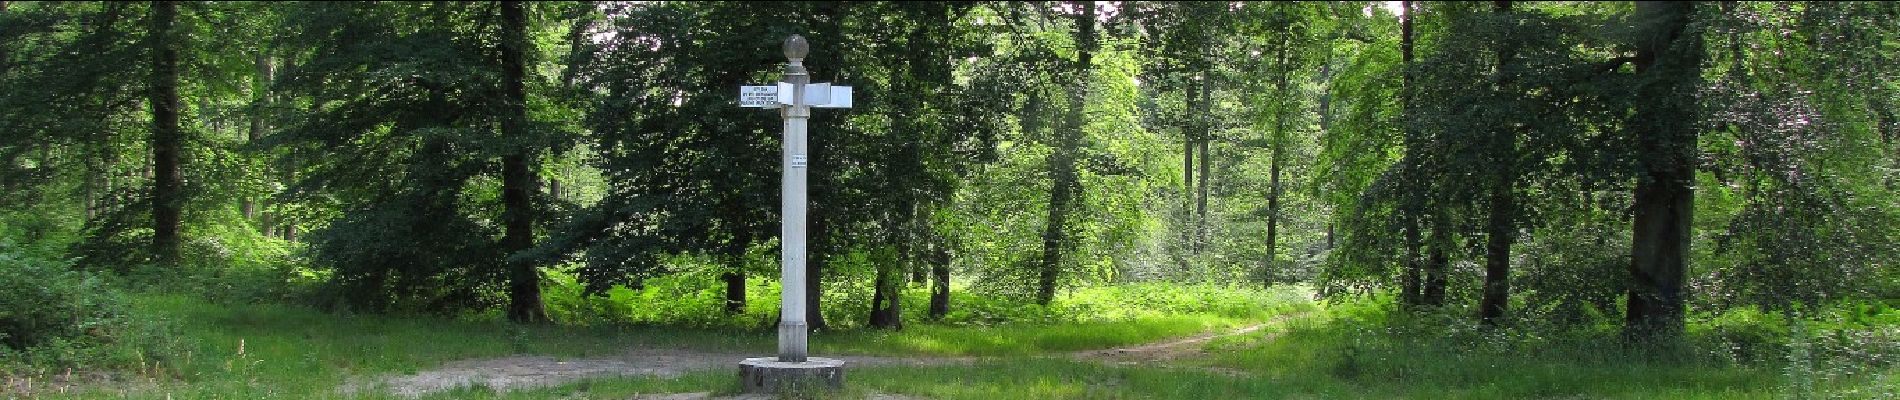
[1196,316,1786,399]
[15,287,1895,399]
[15,284,1309,399]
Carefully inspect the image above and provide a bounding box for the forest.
[0,1,1896,399]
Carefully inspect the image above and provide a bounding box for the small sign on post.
[741,83,851,108]
[740,85,780,108]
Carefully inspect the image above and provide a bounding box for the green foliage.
[0,1,1897,394]
[0,245,178,374]
[270,1,581,313]
[541,267,778,329]
[934,283,1308,327]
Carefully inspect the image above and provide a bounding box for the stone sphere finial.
[784,35,809,60]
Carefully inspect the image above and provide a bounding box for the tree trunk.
[870,201,910,329]
[1182,78,1197,258]
[1423,218,1450,306]
[868,249,902,329]
[1402,218,1423,306]
[722,271,746,314]
[1480,172,1515,324]
[1478,0,1517,326]
[928,241,951,320]
[806,241,829,331]
[1196,76,1211,252]
[499,0,547,323]
[1041,0,1102,307]
[244,52,274,222]
[909,221,926,283]
[84,157,98,222]
[148,0,182,267]
[1264,40,1290,286]
[1036,1,1095,306]
[1399,0,1425,306]
[1625,0,1699,341]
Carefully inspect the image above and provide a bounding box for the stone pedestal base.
[737,357,845,394]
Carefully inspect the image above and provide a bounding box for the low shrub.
[0,243,179,374]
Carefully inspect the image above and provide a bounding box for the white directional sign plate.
[740,85,779,108]
[739,83,852,108]
[814,86,851,108]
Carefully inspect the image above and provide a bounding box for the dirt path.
[1068,323,1271,364]
[349,315,1300,397]
[342,348,972,398]
[1067,312,1307,375]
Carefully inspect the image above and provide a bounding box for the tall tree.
[1264,30,1292,285]
[148,0,182,267]
[243,52,273,223]
[499,0,547,323]
[1035,0,1095,306]
[1397,0,1423,306]
[275,1,577,313]
[1624,0,1700,340]
[1196,74,1211,251]
[1478,0,1518,326]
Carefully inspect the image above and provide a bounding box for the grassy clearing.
[19,285,1893,399]
[18,284,1307,399]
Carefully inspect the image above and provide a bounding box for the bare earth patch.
[625,392,928,400]
[342,348,971,398]
[1069,323,1269,364]
[349,315,1301,397]
[2,370,157,398]
[1068,312,1307,376]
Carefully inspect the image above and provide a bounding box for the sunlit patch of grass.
[819,315,1244,356]
[22,284,1312,399]
[1192,302,1857,400]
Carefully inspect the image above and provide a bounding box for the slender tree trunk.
[84,157,98,221]
[1423,217,1450,306]
[1317,54,1338,258]
[1036,0,1095,306]
[1399,0,1427,306]
[1403,218,1423,306]
[1479,0,1517,326]
[1879,101,1897,190]
[1196,76,1211,251]
[499,0,547,323]
[244,53,273,222]
[1326,224,1335,249]
[1264,40,1289,286]
[928,240,951,320]
[1182,78,1197,258]
[805,164,832,331]
[1625,0,1699,341]
[148,1,182,267]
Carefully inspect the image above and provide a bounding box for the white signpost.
[736,35,852,394]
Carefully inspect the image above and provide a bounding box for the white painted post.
[737,34,853,394]
[777,35,811,363]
